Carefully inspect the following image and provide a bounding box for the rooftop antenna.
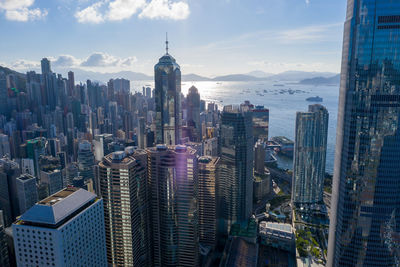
[166,32,169,54]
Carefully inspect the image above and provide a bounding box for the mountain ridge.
[1,65,339,84]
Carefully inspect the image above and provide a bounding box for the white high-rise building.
[13,187,107,267]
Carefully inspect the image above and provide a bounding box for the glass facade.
[292,104,328,206]
[218,105,253,235]
[99,150,150,266]
[328,1,400,266]
[186,86,201,142]
[154,52,182,146]
[198,156,219,248]
[148,145,199,267]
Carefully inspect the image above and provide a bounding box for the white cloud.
[2,53,139,73]
[51,55,82,67]
[10,59,40,70]
[305,0,310,4]
[276,24,340,43]
[106,0,146,21]
[0,0,47,21]
[75,0,190,23]
[0,0,34,10]
[139,0,190,20]
[5,8,47,22]
[75,1,105,24]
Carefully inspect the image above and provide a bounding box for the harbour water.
[132,80,339,174]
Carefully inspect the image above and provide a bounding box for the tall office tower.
[0,134,10,157]
[0,211,9,267]
[198,156,219,249]
[40,58,51,74]
[146,86,152,98]
[112,78,130,93]
[109,101,118,135]
[254,140,266,175]
[0,72,7,117]
[138,117,146,149]
[67,71,74,97]
[148,145,199,267]
[252,105,269,143]
[98,148,150,266]
[0,158,21,226]
[13,188,108,267]
[292,104,328,207]
[203,137,218,157]
[16,174,38,214]
[77,140,94,181]
[40,169,63,196]
[107,79,114,100]
[328,1,400,266]
[218,105,253,235]
[154,39,182,145]
[186,86,201,141]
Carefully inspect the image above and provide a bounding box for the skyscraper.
[77,140,94,181]
[292,104,328,207]
[154,38,182,145]
[328,1,400,266]
[40,58,51,75]
[198,156,219,249]
[0,211,9,267]
[98,147,150,266]
[40,169,63,196]
[252,105,269,143]
[186,86,201,141]
[218,105,253,235]
[0,72,8,117]
[148,145,199,267]
[0,134,10,158]
[13,187,107,267]
[16,173,38,214]
[0,157,21,226]
[67,71,75,97]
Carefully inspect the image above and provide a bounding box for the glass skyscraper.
[218,105,253,235]
[98,148,150,266]
[154,40,182,146]
[328,1,400,266]
[292,104,328,207]
[148,145,199,267]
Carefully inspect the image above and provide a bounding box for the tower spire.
[165,32,169,54]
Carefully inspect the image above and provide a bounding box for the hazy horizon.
[0,0,346,76]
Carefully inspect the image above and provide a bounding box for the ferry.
[306,96,323,102]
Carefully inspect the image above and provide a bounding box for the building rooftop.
[18,187,96,226]
[16,174,35,182]
[260,221,292,234]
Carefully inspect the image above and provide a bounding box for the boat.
[306,96,323,102]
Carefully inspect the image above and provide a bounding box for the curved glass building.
[328,1,400,266]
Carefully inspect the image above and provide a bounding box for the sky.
[0,0,347,77]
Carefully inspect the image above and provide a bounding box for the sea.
[131,80,339,174]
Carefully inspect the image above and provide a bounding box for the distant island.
[0,65,339,85]
[299,74,340,86]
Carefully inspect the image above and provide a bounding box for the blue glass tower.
[154,37,182,145]
[328,1,400,266]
